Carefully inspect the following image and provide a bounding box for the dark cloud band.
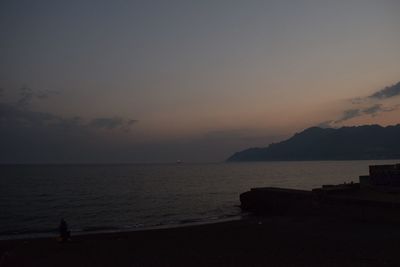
[318,80,400,127]
[90,117,138,130]
[369,81,400,100]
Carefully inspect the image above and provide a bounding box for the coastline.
[0,215,243,241]
[2,215,400,266]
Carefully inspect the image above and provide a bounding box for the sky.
[1,0,400,163]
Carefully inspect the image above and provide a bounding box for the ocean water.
[1,160,399,240]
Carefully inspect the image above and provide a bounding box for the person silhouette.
[59,219,70,242]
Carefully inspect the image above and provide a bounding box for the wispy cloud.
[89,117,137,131]
[0,87,137,131]
[334,104,394,124]
[0,87,139,162]
[368,81,400,100]
[16,86,59,108]
[362,104,384,116]
[334,109,361,123]
[318,81,400,127]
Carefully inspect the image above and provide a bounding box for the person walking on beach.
[58,219,70,242]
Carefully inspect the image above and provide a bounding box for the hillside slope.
[227,125,400,161]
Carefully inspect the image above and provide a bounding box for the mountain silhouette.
[227,124,400,161]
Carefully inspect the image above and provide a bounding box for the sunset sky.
[1,0,399,163]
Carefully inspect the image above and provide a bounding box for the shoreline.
[2,215,400,266]
[0,215,243,242]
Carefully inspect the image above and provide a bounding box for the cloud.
[16,87,58,108]
[334,109,361,123]
[368,81,400,100]
[362,104,384,116]
[89,117,137,131]
[0,102,60,127]
[317,81,400,128]
[315,121,334,128]
[0,88,139,163]
[0,88,137,131]
[327,104,399,126]
[0,102,137,131]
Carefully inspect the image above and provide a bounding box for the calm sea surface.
[1,160,399,240]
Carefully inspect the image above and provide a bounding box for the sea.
[1,160,399,240]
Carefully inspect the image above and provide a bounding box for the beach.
[1,215,400,267]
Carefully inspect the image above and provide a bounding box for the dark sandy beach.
[1,215,400,267]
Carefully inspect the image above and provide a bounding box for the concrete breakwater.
[240,184,400,222]
[241,164,400,221]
